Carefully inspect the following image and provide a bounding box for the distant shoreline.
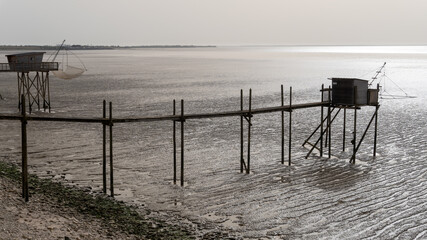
[1,44,426,51]
[0,45,216,51]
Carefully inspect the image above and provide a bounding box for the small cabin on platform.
[6,52,45,72]
[0,52,59,112]
[330,78,379,106]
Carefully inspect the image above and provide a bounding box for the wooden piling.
[102,100,106,194]
[41,72,45,111]
[26,74,32,114]
[21,94,29,202]
[247,89,252,174]
[373,107,378,158]
[173,100,177,184]
[374,105,379,158]
[281,85,284,164]
[180,99,184,186]
[47,73,51,113]
[109,102,114,196]
[328,86,331,158]
[350,106,380,162]
[324,92,328,148]
[289,87,292,166]
[373,84,379,157]
[36,73,40,111]
[17,73,21,110]
[240,90,244,172]
[352,87,357,164]
[343,107,346,151]
[320,84,324,157]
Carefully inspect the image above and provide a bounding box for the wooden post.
[47,72,51,113]
[281,85,284,164]
[17,73,21,111]
[173,100,177,184]
[36,73,40,111]
[240,90,244,172]
[373,84,379,158]
[102,100,106,194]
[42,72,47,112]
[324,90,328,148]
[320,84,324,157]
[352,87,357,164]
[247,89,252,174]
[109,102,114,196]
[41,72,45,111]
[328,86,331,158]
[289,87,292,166]
[180,99,184,186]
[350,106,380,162]
[26,73,32,114]
[21,94,29,202]
[343,107,346,151]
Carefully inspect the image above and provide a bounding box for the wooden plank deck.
[0,101,327,123]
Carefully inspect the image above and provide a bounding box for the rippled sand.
[1,47,426,238]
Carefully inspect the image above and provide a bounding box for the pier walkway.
[0,101,327,123]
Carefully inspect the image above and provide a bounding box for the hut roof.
[329,78,368,82]
[6,52,46,57]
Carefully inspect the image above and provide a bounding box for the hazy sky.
[1,0,426,46]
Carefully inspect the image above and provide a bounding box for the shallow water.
[1,46,427,238]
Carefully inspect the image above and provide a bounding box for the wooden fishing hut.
[0,52,58,112]
[304,78,380,163]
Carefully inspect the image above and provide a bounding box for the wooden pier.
[0,101,325,123]
[0,84,380,202]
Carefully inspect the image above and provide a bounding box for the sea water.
[1,46,426,238]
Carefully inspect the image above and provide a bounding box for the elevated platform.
[0,62,58,72]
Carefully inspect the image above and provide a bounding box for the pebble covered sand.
[0,177,139,240]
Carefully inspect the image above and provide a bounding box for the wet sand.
[0,177,139,240]
[1,98,426,239]
[1,47,427,238]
